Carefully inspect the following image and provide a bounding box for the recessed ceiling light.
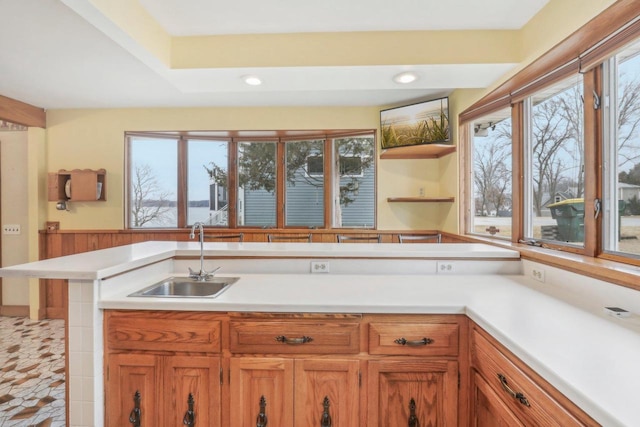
[242,75,262,86]
[393,72,418,84]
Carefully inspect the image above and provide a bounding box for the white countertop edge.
[0,241,519,280]
[97,299,468,315]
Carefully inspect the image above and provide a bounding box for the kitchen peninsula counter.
[0,241,637,426]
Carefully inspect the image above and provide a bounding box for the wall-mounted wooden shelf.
[48,169,106,202]
[380,144,456,160]
[387,197,455,203]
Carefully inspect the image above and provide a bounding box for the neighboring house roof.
[618,182,640,189]
[541,191,575,209]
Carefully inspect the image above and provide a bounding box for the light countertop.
[0,241,519,280]
[100,272,640,427]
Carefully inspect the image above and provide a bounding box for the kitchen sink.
[128,276,239,298]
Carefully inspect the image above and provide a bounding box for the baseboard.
[0,305,30,317]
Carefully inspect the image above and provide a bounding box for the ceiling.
[0,0,549,110]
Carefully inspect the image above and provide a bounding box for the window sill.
[452,233,640,292]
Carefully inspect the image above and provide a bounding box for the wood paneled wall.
[39,229,446,319]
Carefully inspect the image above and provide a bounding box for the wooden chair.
[268,233,312,243]
[206,233,244,242]
[398,233,441,243]
[337,235,381,243]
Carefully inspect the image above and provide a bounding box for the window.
[128,135,178,228]
[126,131,375,229]
[286,140,324,227]
[306,155,324,177]
[460,2,640,271]
[604,39,640,257]
[333,136,375,228]
[525,74,585,246]
[189,139,229,226]
[237,141,277,227]
[339,156,363,177]
[471,108,512,238]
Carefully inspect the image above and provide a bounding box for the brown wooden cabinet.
[48,168,106,202]
[103,310,598,426]
[367,316,463,427]
[228,314,361,426]
[470,324,598,427]
[472,372,524,427]
[229,357,294,427]
[106,353,160,426]
[368,359,459,426]
[104,311,223,427]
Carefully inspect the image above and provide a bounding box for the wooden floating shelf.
[387,197,455,203]
[380,144,456,160]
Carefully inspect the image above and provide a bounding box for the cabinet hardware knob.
[497,373,531,407]
[128,390,141,427]
[275,335,313,344]
[183,393,195,427]
[320,396,332,427]
[256,395,268,427]
[408,397,419,427]
[394,337,433,346]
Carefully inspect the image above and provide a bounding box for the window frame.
[125,130,376,231]
[459,1,640,268]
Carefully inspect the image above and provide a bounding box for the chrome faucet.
[188,222,220,281]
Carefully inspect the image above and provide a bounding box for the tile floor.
[0,316,65,427]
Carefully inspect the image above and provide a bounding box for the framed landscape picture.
[380,97,450,149]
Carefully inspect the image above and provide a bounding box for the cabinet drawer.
[471,329,588,427]
[105,311,222,353]
[369,322,459,356]
[230,320,360,354]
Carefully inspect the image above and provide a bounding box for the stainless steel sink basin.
[128,276,239,298]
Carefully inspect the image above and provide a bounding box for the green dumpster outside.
[547,198,584,242]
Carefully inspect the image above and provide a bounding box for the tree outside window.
[471,108,512,238]
[527,75,585,245]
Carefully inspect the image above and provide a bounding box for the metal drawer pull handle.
[275,335,313,344]
[394,337,433,346]
[408,398,419,427]
[256,395,268,427]
[129,390,141,427]
[183,393,195,426]
[320,396,332,427]
[497,373,531,407]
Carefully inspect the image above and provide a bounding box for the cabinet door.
[472,372,524,427]
[368,359,458,427]
[165,356,221,427]
[295,359,360,427]
[105,353,161,427]
[230,357,294,427]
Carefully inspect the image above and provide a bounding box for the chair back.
[206,233,244,242]
[398,234,441,243]
[268,234,312,243]
[337,235,381,243]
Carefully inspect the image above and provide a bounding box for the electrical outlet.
[531,268,545,283]
[437,262,455,274]
[3,224,21,235]
[311,260,329,274]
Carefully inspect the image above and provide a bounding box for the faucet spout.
[189,222,219,281]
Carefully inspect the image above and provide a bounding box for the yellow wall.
[42,0,620,234]
[1,131,30,306]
